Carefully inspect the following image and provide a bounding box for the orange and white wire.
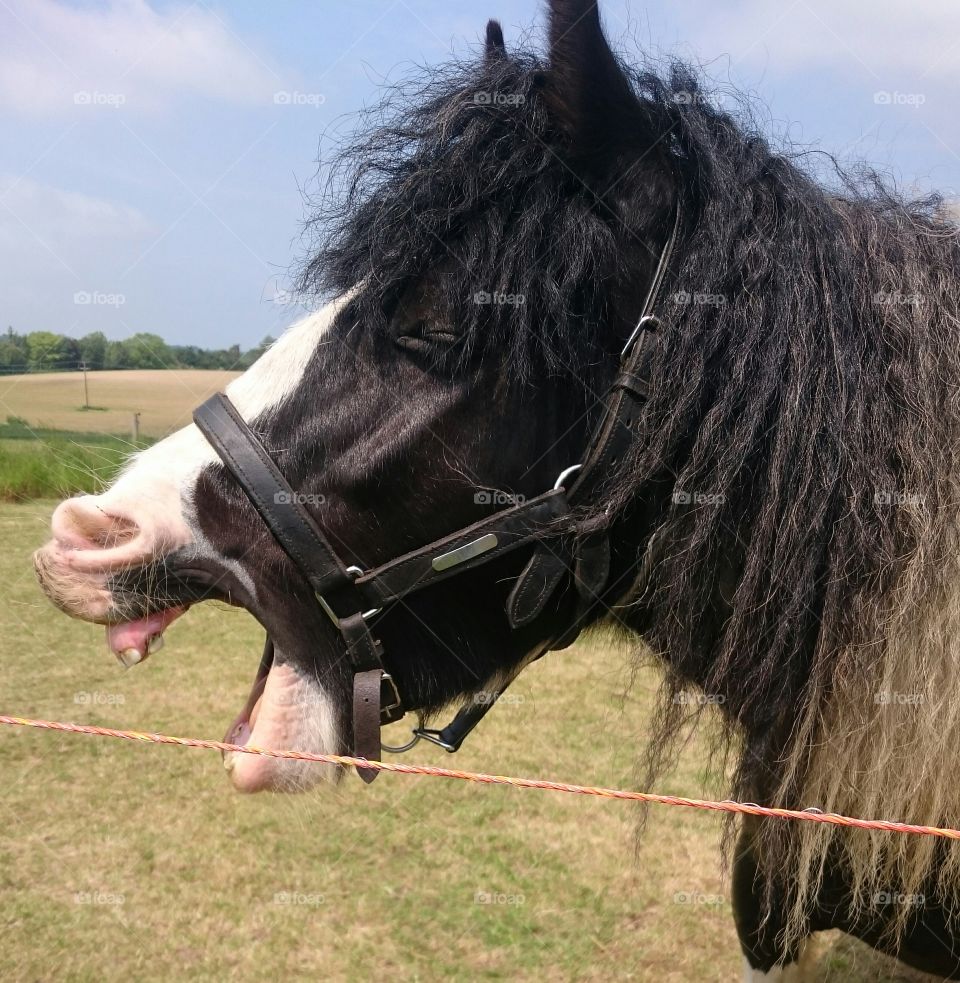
[2,713,960,841]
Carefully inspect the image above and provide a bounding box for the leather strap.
[193,394,354,598]
[352,668,383,783]
[352,489,570,609]
[507,198,683,634]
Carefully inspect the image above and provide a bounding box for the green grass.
[0,503,937,981]
[0,429,148,501]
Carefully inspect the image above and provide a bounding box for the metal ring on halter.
[345,565,382,620]
[381,710,424,754]
[553,464,582,491]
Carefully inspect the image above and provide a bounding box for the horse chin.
[221,647,342,793]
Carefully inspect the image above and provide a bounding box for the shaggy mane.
[300,40,960,948]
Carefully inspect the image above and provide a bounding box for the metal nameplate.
[431,533,499,572]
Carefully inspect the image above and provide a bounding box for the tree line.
[0,328,276,374]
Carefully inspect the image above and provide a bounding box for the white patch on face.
[36,291,356,618]
[104,290,354,544]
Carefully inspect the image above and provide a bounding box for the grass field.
[0,369,240,439]
[0,503,935,981]
[0,370,239,500]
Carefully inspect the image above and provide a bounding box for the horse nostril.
[52,497,141,551]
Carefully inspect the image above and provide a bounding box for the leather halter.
[192,200,682,781]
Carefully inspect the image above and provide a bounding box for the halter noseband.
[192,200,682,782]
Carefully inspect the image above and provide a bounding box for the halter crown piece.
[192,200,682,782]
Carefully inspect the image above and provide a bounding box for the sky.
[1,0,958,350]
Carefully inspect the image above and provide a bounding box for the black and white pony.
[35,1,960,977]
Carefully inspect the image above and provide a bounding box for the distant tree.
[104,340,130,369]
[237,335,275,370]
[78,331,107,370]
[0,326,260,373]
[0,327,28,370]
[26,331,70,370]
[124,332,173,369]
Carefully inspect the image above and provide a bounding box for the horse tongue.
[106,607,186,668]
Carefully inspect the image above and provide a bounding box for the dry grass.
[0,503,937,981]
[0,370,240,439]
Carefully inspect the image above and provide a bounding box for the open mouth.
[102,578,340,793]
[217,642,341,792]
[106,606,188,668]
[223,641,273,748]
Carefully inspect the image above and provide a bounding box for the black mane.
[298,30,960,944]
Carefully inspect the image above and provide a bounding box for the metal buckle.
[316,565,382,628]
[379,671,404,724]
[553,464,582,491]
[412,725,459,753]
[621,314,660,359]
[381,710,424,754]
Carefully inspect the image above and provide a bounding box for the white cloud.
[668,0,960,82]
[0,175,154,244]
[0,0,283,115]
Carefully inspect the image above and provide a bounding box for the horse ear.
[545,0,640,156]
[485,19,506,60]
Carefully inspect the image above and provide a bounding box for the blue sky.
[1,0,958,350]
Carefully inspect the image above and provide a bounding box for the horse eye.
[396,321,458,347]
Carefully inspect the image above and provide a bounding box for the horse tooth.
[116,647,142,669]
[147,634,164,654]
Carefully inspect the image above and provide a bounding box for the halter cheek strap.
[191,197,683,779]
